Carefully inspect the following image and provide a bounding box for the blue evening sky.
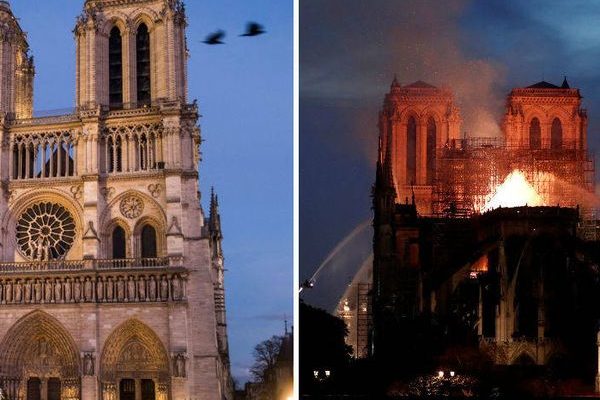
[11,0,292,385]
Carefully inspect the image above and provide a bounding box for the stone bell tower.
[0,1,233,400]
[75,0,188,110]
[378,78,461,215]
[0,0,34,119]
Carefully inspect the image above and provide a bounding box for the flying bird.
[203,30,226,45]
[240,22,266,37]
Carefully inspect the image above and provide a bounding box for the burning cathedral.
[370,76,600,385]
[0,1,232,400]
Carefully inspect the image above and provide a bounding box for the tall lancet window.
[109,27,123,108]
[406,116,417,185]
[136,24,151,106]
[141,225,157,258]
[529,117,541,149]
[112,226,127,259]
[426,117,436,185]
[551,118,562,149]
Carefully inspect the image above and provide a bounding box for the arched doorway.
[100,319,170,400]
[0,311,80,400]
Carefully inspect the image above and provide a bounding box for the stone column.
[135,379,142,400]
[416,122,427,185]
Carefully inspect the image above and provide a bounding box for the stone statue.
[14,280,22,303]
[84,277,93,301]
[34,279,42,303]
[83,353,95,376]
[117,277,125,301]
[4,280,11,303]
[54,279,62,303]
[24,279,31,303]
[96,278,104,302]
[160,275,169,300]
[172,275,182,300]
[45,279,52,303]
[64,278,72,302]
[148,276,157,301]
[138,276,146,301]
[174,353,186,377]
[107,277,114,302]
[127,276,136,301]
[74,278,82,302]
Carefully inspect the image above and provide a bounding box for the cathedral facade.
[372,77,597,367]
[0,1,232,400]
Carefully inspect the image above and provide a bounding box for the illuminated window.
[426,117,436,185]
[529,117,541,149]
[551,118,562,149]
[407,116,417,185]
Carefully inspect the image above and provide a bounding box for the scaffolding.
[432,137,596,218]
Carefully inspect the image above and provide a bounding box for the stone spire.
[209,187,222,239]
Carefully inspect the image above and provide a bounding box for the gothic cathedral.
[0,1,233,399]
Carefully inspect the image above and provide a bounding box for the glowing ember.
[483,170,544,212]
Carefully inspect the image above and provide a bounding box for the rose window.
[16,202,76,261]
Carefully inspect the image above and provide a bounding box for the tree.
[250,335,284,387]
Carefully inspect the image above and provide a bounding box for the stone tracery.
[16,202,76,261]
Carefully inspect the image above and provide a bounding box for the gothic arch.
[103,217,133,259]
[511,351,537,366]
[100,13,131,36]
[100,189,167,235]
[399,108,421,125]
[131,9,160,32]
[421,108,443,126]
[134,216,166,258]
[0,310,80,379]
[100,319,170,382]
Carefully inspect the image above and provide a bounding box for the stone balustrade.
[0,256,181,273]
[0,257,187,305]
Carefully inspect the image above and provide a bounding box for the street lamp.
[438,371,444,378]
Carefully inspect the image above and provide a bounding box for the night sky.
[10,0,292,385]
[300,0,600,283]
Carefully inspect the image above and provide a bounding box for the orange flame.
[483,170,544,212]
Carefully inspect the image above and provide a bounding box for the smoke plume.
[301,0,508,148]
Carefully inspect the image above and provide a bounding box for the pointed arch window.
[426,117,436,185]
[112,226,127,259]
[551,118,562,149]
[141,225,157,258]
[529,118,541,149]
[136,23,151,106]
[406,116,417,185]
[109,27,123,108]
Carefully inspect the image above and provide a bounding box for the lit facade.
[0,1,232,399]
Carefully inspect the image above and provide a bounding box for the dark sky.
[10,0,292,385]
[300,0,600,281]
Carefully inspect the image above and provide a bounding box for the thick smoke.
[301,0,507,151]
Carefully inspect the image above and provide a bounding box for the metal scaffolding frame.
[431,137,596,218]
